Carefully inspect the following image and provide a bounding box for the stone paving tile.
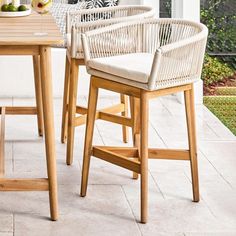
[0,97,235,235]
[185,233,236,236]
[14,185,141,236]
[0,213,13,233]
[0,233,13,236]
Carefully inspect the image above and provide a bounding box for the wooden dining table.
[0,12,63,220]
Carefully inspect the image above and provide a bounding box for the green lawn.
[204,95,236,135]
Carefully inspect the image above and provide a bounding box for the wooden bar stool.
[80,19,208,223]
[60,6,155,165]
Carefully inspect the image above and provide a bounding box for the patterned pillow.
[104,0,119,7]
[82,0,119,21]
[68,0,78,4]
[85,0,119,9]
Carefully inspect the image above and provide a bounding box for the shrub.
[201,54,234,86]
[201,0,236,69]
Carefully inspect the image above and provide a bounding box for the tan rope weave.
[82,18,208,91]
[67,5,155,58]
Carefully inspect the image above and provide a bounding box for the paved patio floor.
[0,95,235,236]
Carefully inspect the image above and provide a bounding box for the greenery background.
[160,0,236,135]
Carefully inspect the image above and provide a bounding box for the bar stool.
[61,5,155,165]
[80,18,208,223]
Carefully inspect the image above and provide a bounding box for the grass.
[215,87,236,96]
[204,95,236,135]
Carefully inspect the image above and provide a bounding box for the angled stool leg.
[120,94,129,143]
[0,107,5,177]
[140,91,149,223]
[61,55,70,143]
[66,58,79,165]
[130,96,141,179]
[33,55,44,137]
[184,85,199,202]
[81,78,99,197]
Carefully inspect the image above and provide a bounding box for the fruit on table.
[18,5,28,11]
[7,4,17,11]
[1,4,9,11]
[1,3,28,12]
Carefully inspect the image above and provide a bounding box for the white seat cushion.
[87,53,154,84]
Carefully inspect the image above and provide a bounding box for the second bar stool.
[80,19,208,223]
[61,5,155,165]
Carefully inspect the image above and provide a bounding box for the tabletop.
[0,12,64,46]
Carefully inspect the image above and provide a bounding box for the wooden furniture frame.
[61,56,129,165]
[80,18,208,223]
[61,6,155,166]
[81,77,199,223]
[0,13,63,221]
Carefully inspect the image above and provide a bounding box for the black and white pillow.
[104,0,119,7]
[68,0,78,4]
[82,0,119,21]
[85,0,119,9]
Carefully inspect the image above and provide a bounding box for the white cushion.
[88,53,154,84]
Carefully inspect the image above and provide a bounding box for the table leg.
[39,46,58,221]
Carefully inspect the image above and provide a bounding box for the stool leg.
[120,94,129,143]
[184,86,199,202]
[66,58,79,165]
[140,91,149,223]
[81,78,99,197]
[130,97,141,180]
[61,55,70,143]
[33,55,44,137]
[0,107,5,177]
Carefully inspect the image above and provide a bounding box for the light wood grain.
[130,97,141,179]
[80,75,200,223]
[184,85,199,202]
[5,106,37,115]
[0,107,5,177]
[140,90,149,223]
[148,148,190,160]
[120,94,129,143]
[0,178,49,191]
[33,55,44,136]
[61,55,70,143]
[66,58,79,165]
[40,45,58,220]
[0,14,60,221]
[92,146,140,173]
[81,77,99,197]
[0,12,63,46]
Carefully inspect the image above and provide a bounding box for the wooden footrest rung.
[74,104,131,127]
[92,146,141,173]
[76,106,87,115]
[93,146,190,161]
[0,107,5,177]
[99,112,132,127]
[103,147,138,157]
[5,106,37,115]
[0,178,49,191]
[148,148,190,160]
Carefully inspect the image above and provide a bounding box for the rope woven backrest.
[68,5,155,58]
[82,18,208,90]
